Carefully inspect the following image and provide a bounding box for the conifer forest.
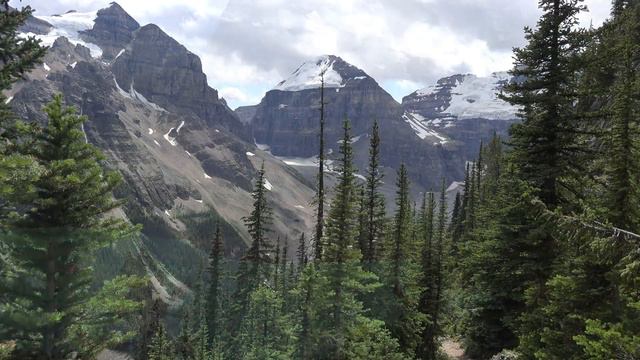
[1,0,640,359]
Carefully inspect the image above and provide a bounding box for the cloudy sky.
[14,0,611,108]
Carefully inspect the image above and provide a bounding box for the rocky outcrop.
[112,23,250,141]
[252,56,400,158]
[401,72,519,165]
[248,55,469,194]
[81,2,140,60]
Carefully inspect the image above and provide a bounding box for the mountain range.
[10,2,519,301]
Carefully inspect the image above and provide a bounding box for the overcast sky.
[14,0,612,108]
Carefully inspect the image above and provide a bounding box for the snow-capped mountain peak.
[404,71,518,122]
[273,55,370,92]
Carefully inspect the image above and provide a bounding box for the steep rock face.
[80,2,140,60]
[9,3,317,296]
[249,55,467,194]
[253,56,400,157]
[112,23,249,141]
[402,72,519,164]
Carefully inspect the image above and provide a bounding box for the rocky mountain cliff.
[11,3,316,304]
[401,72,519,162]
[244,57,519,200]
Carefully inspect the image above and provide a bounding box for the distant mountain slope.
[401,72,520,162]
[10,2,316,299]
[244,56,517,202]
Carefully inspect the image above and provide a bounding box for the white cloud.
[17,0,613,108]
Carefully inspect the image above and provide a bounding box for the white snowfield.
[416,72,518,121]
[274,56,344,91]
[29,11,103,58]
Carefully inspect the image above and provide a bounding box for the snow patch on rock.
[176,120,185,133]
[129,83,167,112]
[163,128,177,146]
[264,179,273,191]
[255,141,271,151]
[246,151,255,157]
[403,112,448,144]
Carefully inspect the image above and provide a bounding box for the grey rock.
[80,2,140,60]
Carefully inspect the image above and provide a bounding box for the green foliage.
[237,285,294,359]
[343,317,408,360]
[377,164,425,356]
[361,120,386,265]
[147,324,174,360]
[0,95,136,359]
[67,275,147,358]
[575,319,640,359]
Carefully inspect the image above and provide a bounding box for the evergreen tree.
[280,238,289,298]
[193,318,211,360]
[465,163,477,233]
[362,120,386,265]
[274,237,281,291]
[602,2,640,231]
[314,72,327,260]
[293,264,322,360]
[382,164,424,356]
[231,162,274,342]
[433,179,447,341]
[207,222,224,347]
[318,119,379,358]
[0,0,46,225]
[241,162,274,290]
[297,232,308,268]
[417,191,437,360]
[449,192,462,255]
[356,187,368,260]
[500,1,587,354]
[458,160,537,358]
[147,324,174,360]
[502,0,586,208]
[237,285,293,359]
[0,0,46,152]
[0,95,131,359]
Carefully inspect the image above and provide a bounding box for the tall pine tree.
[1,95,130,358]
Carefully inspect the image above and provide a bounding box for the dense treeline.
[2,0,640,359]
[157,117,450,359]
[455,0,640,358]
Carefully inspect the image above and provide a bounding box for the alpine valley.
[10,3,518,303]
